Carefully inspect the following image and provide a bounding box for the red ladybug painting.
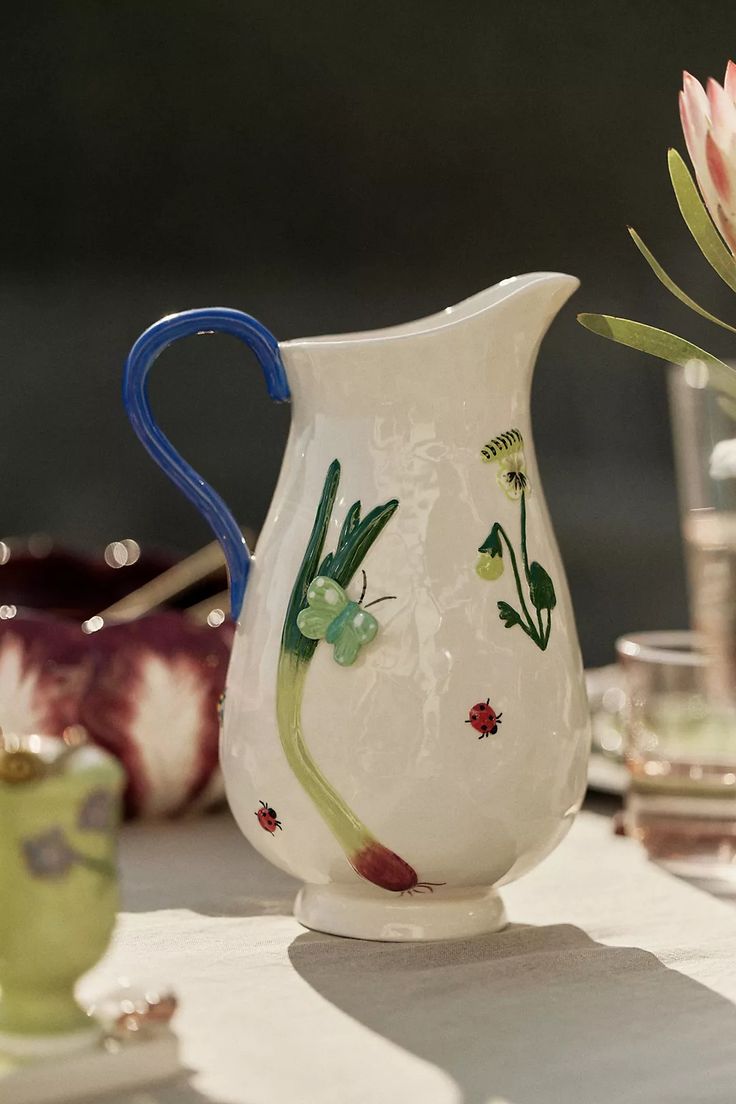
[255,800,283,833]
[465,699,503,739]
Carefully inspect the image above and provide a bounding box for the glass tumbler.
[617,630,736,886]
[669,362,736,706]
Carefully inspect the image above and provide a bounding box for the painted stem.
[275,652,418,891]
[494,522,540,645]
[543,609,552,649]
[276,654,366,854]
[519,492,531,583]
[520,493,544,642]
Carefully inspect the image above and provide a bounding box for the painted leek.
[275,459,421,892]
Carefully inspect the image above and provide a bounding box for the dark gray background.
[2,1,735,665]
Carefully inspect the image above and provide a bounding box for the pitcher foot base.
[294,882,507,941]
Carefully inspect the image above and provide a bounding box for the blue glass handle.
[122,307,291,621]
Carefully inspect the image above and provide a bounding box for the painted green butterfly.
[296,571,396,667]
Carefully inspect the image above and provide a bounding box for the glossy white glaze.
[294,883,507,942]
[222,273,590,940]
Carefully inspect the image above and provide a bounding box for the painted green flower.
[476,524,504,580]
[476,552,504,580]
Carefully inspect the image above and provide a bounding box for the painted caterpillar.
[480,428,523,463]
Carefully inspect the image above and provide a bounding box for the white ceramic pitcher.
[123,272,590,941]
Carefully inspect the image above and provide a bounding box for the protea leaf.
[627,226,736,334]
[577,314,736,396]
[668,148,736,296]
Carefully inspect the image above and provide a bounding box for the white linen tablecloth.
[82,809,736,1104]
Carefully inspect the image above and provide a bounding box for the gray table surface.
[81,806,736,1104]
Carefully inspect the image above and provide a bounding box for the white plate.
[587,750,627,796]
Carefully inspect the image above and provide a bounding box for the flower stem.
[543,608,552,649]
[520,493,544,642]
[520,492,531,583]
[494,521,541,645]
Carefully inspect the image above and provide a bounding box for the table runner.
[82,811,736,1103]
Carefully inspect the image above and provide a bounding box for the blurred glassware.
[0,538,233,818]
[585,664,627,794]
[669,363,736,708]
[617,629,736,889]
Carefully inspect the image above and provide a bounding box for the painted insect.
[465,699,503,738]
[399,880,446,896]
[296,570,396,667]
[480,427,523,463]
[255,800,283,833]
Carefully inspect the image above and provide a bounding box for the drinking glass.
[617,630,736,886]
[669,362,736,705]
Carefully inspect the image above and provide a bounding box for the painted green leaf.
[317,551,334,575]
[628,226,736,334]
[478,523,503,557]
[338,501,361,550]
[329,499,399,590]
[498,601,522,629]
[529,561,557,611]
[282,460,341,659]
[668,148,736,296]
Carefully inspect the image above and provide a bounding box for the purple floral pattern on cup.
[22,786,119,881]
[22,827,76,879]
[78,787,114,831]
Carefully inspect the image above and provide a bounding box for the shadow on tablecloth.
[99,1076,229,1104]
[289,921,736,1104]
[119,813,299,916]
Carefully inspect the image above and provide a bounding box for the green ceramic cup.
[0,734,123,1057]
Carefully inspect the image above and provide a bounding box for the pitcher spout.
[416,271,580,394]
[488,270,580,318]
[282,271,579,352]
[278,271,579,415]
[472,271,580,376]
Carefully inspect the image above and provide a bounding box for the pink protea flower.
[680,62,736,253]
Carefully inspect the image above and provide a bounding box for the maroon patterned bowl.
[0,540,232,817]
